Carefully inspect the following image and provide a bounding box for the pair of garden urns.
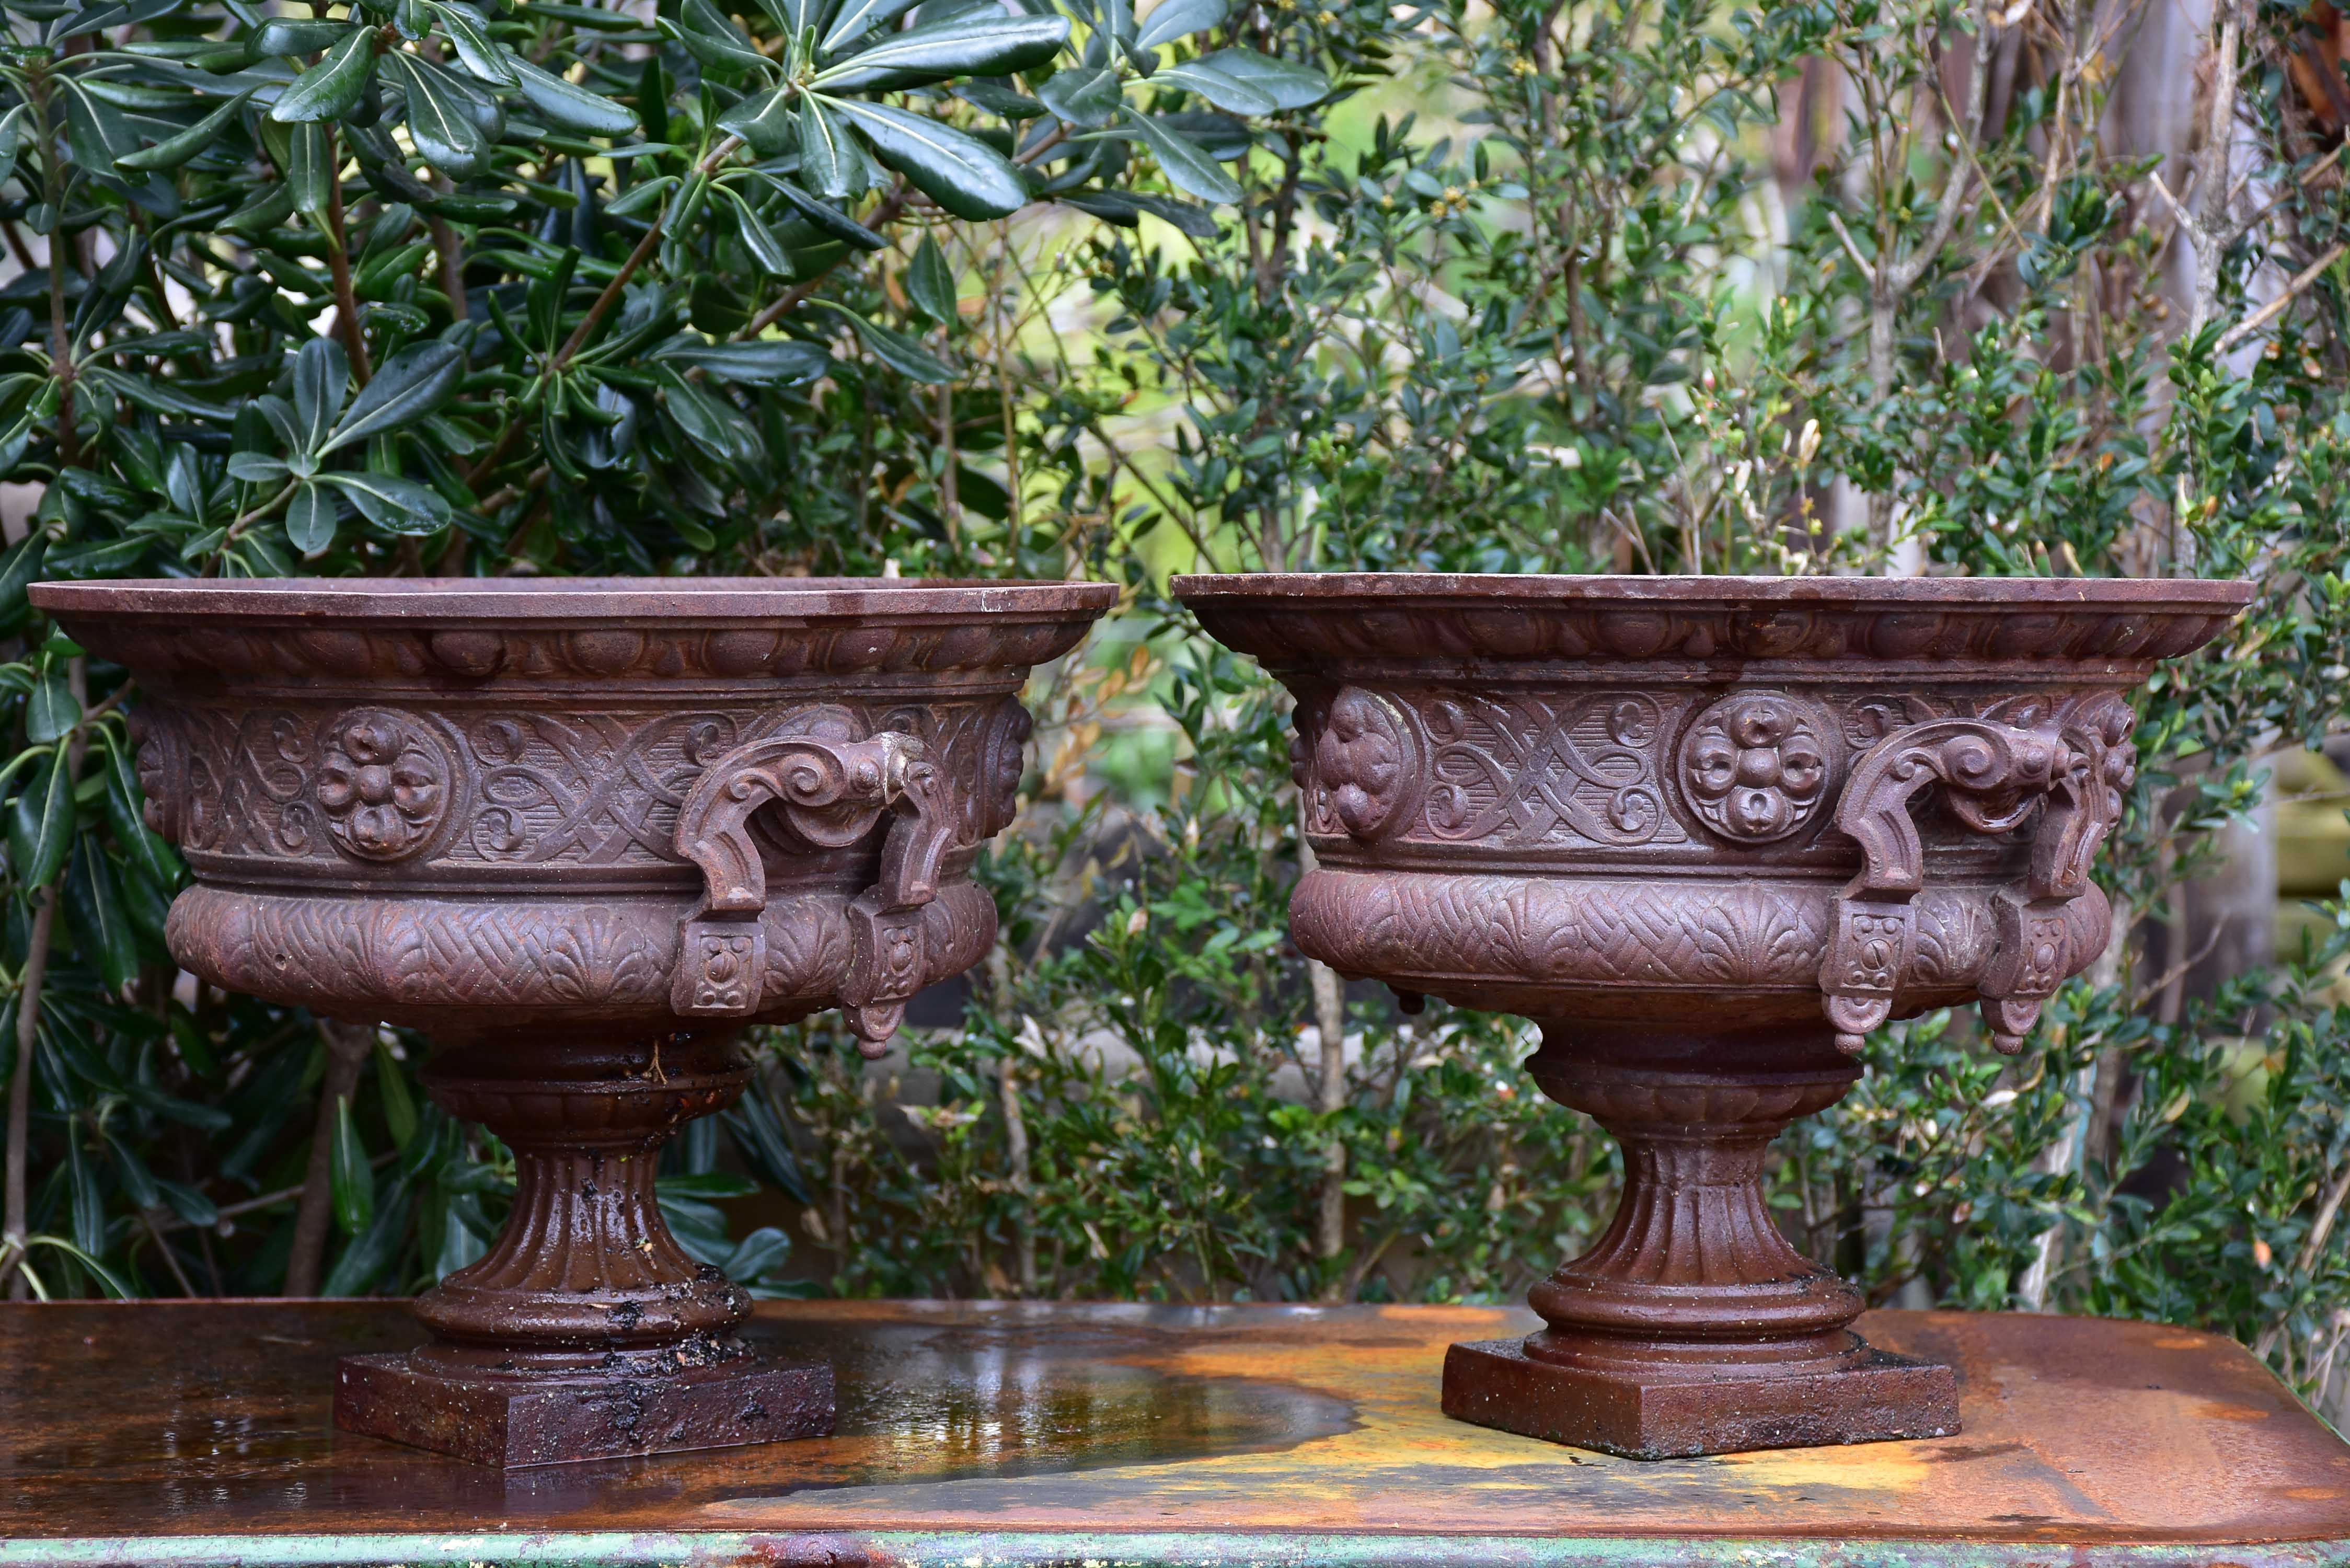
[31,569,2250,1466]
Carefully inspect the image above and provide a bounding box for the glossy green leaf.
[25,673,79,745]
[255,17,349,54]
[656,336,833,384]
[99,737,180,893]
[430,2,516,86]
[603,172,677,217]
[320,338,467,454]
[798,95,873,201]
[118,854,174,950]
[1120,106,1239,203]
[675,0,770,76]
[292,337,349,452]
[776,0,823,40]
[66,837,138,995]
[1151,58,1277,114]
[330,1095,373,1237]
[721,1225,792,1282]
[225,451,290,484]
[723,1093,812,1202]
[819,0,918,51]
[384,53,486,177]
[659,374,764,464]
[286,121,334,218]
[61,77,143,177]
[103,1129,162,1212]
[220,182,297,237]
[826,96,1028,221]
[0,535,43,636]
[1060,186,1219,237]
[717,184,793,274]
[505,53,640,135]
[285,482,337,554]
[715,86,798,156]
[118,87,259,171]
[809,14,1070,90]
[1134,0,1226,48]
[11,751,77,891]
[0,104,22,190]
[1186,46,1327,109]
[317,471,454,534]
[773,180,891,250]
[907,233,956,324]
[270,27,376,123]
[156,1178,217,1230]
[52,3,133,45]
[825,302,955,383]
[375,1044,418,1149]
[14,1236,132,1300]
[958,80,1046,119]
[1038,64,1121,128]
[433,59,508,141]
[320,1184,411,1296]
[66,1136,106,1260]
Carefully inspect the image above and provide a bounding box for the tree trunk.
[1297,811,1348,1298]
[281,1020,377,1297]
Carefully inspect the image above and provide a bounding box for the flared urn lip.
[1170,571,2253,668]
[29,574,1120,624]
[1168,570,2253,609]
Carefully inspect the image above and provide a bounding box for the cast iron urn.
[31,576,1115,1467]
[1172,572,2251,1459]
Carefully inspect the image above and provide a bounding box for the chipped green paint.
[3,1535,2348,1568]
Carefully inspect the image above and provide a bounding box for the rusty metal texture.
[2,1299,2346,1567]
[26,578,1116,1467]
[1170,572,2254,1457]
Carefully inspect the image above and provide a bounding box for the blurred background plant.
[3,0,2350,1433]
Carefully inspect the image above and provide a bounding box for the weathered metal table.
[4,1300,2347,1567]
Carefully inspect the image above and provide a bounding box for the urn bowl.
[38,577,1114,1048]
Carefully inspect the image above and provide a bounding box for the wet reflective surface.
[5,1300,2350,1553]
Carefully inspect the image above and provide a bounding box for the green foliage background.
[3,0,2350,1427]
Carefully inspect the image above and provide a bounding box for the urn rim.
[27,574,1120,624]
[1168,570,2253,611]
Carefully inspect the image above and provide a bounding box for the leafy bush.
[2,0,2349,1432]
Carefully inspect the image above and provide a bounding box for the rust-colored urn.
[31,577,1115,1467]
[1173,572,2251,1459]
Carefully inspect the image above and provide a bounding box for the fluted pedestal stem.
[332,1031,834,1466]
[411,1034,750,1373]
[1441,1027,1957,1458]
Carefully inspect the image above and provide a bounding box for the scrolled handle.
[671,729,958,1056]
[1819,696,2135,1056]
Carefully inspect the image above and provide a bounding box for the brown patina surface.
[1171,572,2255,1459]
[23,578,1119,1467]
[2,1298,2346,1561]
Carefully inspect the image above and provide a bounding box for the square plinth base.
[333,1350,835,1467]
[1442,1336,1959,1459]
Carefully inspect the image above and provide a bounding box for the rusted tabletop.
[4,1300,2347,1568]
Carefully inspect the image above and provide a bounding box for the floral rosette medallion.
[32,577,1115,1467]
[1173,572,2251,1459]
